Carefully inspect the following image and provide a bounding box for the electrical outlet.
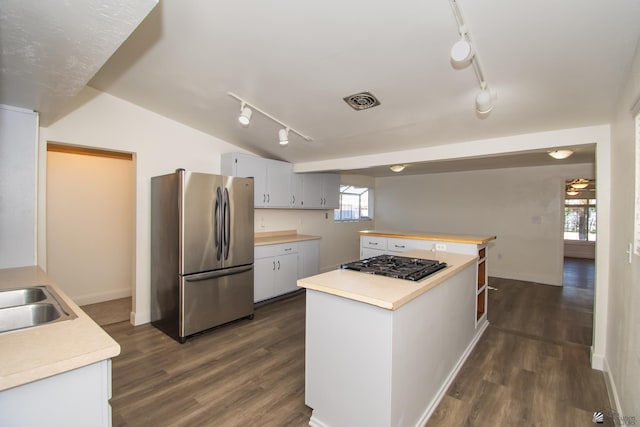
[435,243,447,251]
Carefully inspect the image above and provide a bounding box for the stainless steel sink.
[0,287,47,309]
[0,286,77,333]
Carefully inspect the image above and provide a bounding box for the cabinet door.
[298,240,319,278]
[254,257,276,302]
[301,174,324,209]
[230,153,268,207]
[290,173,303,208]
[361,247,387,259]
[266,160,292,207]
[322,174,341,209]
[274,252,299,295]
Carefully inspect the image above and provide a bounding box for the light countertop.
[297,249,477,310]
[0,266,121,391]
[255,229,321,246]
[359,230,496,245]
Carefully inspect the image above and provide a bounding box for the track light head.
[451,38,473,66]
[238,104,252,127]
[475,87,494,115]
[278,128,289,146]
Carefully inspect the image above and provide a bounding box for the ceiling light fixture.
[389,164,406,173]
[566,188,580,196]
[449,0,497,116]
[569,178,589,189]
[547,149,574,160]
[238,102,252,127]
[278,128,289,146]
[228,92,312,145]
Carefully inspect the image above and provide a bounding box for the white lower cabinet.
[298,239,320,278]
[254,242,299,302]
[254,239,321,303]
[0,359,112,427]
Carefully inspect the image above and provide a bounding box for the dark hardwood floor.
[101,257,611,427]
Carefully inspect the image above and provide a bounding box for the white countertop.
[297,249,477,310]
[0,266,121,391]
[255,229,321,246]
[359,230,496,245]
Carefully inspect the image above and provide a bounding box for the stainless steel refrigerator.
[151,169,254,343]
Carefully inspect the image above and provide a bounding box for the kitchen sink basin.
[0,287,47,309]
[0,286,77,333]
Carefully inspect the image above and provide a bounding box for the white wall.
[0,105,37,268]
[46,150,134,305]
[605,39,640,420]
[39,86,251,324]
[374,163,594,286]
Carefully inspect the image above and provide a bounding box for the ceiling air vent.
[343,91,381,111]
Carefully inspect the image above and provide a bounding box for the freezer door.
[180,265,254,337]
[222,176,254,268]
[181,171,223,275]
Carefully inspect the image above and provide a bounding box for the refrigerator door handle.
[184,265,253,282]
[215,187,223,261]
[223,187,231,260]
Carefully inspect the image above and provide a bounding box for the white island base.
[304,261,487,427]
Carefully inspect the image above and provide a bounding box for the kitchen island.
[0,266,120,427]
[297,249,487,427]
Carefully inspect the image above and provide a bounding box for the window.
[334,185,372,221]
[564,199,597,241]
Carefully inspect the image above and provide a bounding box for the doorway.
[46,142,135,320]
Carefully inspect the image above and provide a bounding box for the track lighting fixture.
[547,149,574,160]
[228,92,312,146]
[449,0,496,116]
[566,188,580,196]
[238,103,252,127]
[279,128,289,146]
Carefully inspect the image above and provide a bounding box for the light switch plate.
[435,243,447,251]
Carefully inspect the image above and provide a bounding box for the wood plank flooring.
[99,258,611,427]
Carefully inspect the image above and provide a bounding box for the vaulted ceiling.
[2,1,639,175]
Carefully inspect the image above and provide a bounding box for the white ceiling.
[3,0,639,176]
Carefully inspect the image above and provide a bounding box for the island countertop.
[297,249,477,310]
[0,266,121,391]
[359,230,496,245]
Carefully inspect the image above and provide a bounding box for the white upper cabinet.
[221,153,339,210]
[221,153,292,208]
[301,173,340,209]
[290,173,303,208]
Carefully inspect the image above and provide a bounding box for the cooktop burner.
[340,255,447,281]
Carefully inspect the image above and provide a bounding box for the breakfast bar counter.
[298,249,488,427]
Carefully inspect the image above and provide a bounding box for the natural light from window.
[564,198,597,241]
[334,185,372,221]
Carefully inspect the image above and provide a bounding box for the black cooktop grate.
[340,255,447,281]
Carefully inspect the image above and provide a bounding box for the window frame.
[334,185,373,222]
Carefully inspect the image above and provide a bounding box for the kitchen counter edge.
[255,230,321,246]
[0,266,121,391]
[297,250,477,310]
[359,230,496,245]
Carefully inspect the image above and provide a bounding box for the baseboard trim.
[415,320,490,427]
[603,358,624,419]
[591,346,605,370]
[73,288,131,306]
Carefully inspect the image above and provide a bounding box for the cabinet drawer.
[361,236,387,250]
[387,238,412,252]
[255,242,299,259]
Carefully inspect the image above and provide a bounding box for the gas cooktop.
[340,255,447,281]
